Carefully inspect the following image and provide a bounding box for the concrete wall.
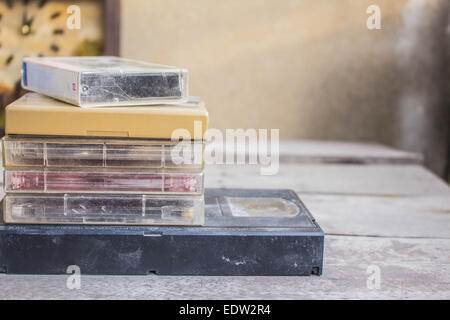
[120,0,449,178]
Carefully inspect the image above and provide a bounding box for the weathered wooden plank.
[300,194,450,239]
[206,140,424,165]
[206,164,450,238]
[277,140,424,164]
[205,164,450,197]
[0,236,448,299]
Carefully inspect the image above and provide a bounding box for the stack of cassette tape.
[2,57,208,226]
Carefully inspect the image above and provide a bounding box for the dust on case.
[3,136,204,170]
[22,56,189,107]
[3,193,204,226]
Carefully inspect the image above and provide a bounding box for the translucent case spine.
[5,170,203,195]
[4,194,204,225]
[2,137,203,170]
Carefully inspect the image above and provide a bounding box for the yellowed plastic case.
[5,93,208,140]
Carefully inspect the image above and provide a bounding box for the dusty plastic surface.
[4,170,203,195]
[3,194,204,225]
[3,136,203,170]
[22,57,188,107]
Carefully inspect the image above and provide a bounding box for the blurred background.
[0,0,449,181]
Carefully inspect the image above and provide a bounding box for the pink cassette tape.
[5,170,203,195]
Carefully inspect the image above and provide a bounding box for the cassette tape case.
[22,56,189,107]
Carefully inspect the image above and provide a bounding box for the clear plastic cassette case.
[22,57,188,107]
[3,136,203,170]
[4,194,204,225]
[5,170,203,195]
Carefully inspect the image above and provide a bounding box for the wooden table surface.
[1,140,449,299]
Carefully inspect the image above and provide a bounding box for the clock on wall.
[0,0,120,129]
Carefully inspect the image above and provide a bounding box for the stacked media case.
[2,57,208,226]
